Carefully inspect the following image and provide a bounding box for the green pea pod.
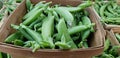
[58,1,92,12]
[100,3,108,18]
[80,16,94,44]
[68,23,95,35]
[55,42,71,49]
[11,24,34,41]
[29,13,45,28]
[104,10,115,18]
[57,19,77,49]
[82,16,94,32]
[23,8,44,25]
[20,24,43,45]
[4,32,22,43]
[94,3,100,15]
[23,2,51,20]
[26,0,32,11]
[41,13,55,48]
[42,15,54,40]
[54,7,74,26]
[107,5,118,16]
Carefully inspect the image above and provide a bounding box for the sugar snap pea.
[57,19,77,49]
[54,7,74,26]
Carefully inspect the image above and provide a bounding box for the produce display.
[1,0,120,58]
[94,1,120,25]
[4,0,95,52]
[93,38,120,58]
[0,0,18,21]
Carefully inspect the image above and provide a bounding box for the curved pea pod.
[52,10,59,22]
[100,4,108,18]
[26,0,32,11]
[29,13,46,28]
[68,23,95,35]
[54,7,74,26]
[57,19,77,49]
[4,31,22,43]
[23,8,44,25]
[23,2,51,20]
[107,5,118,16]
[104,10,115,18]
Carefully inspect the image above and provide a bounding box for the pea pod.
[68,23,95,35]
[107,5,118,16]
[41,14,55,48]
[81,16,94,42]
[54,7,74,26]
[20,24,43,45]
[11,24,34,41]
[23,2,51,20]
[100,4,108,18]
[42,15,54,40]
[26,0,32,11]
[23,8,44,25]
[59,1,92,12]
[4,32,22,43]
[57,19,77,49]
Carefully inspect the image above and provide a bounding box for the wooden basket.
[106,29,120,55]
[91,1,120,31]
[0,0,104,58]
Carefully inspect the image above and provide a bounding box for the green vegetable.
[23,8,44,25]
[41,13,55,48]
[20,24,43,45]
[56,19,77,49]
[99,4,108,18]
[58,1,92,12]
[4,32,22,43]
[54,7,74,26]
[68,23,95,35]
[26,0,32,11]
